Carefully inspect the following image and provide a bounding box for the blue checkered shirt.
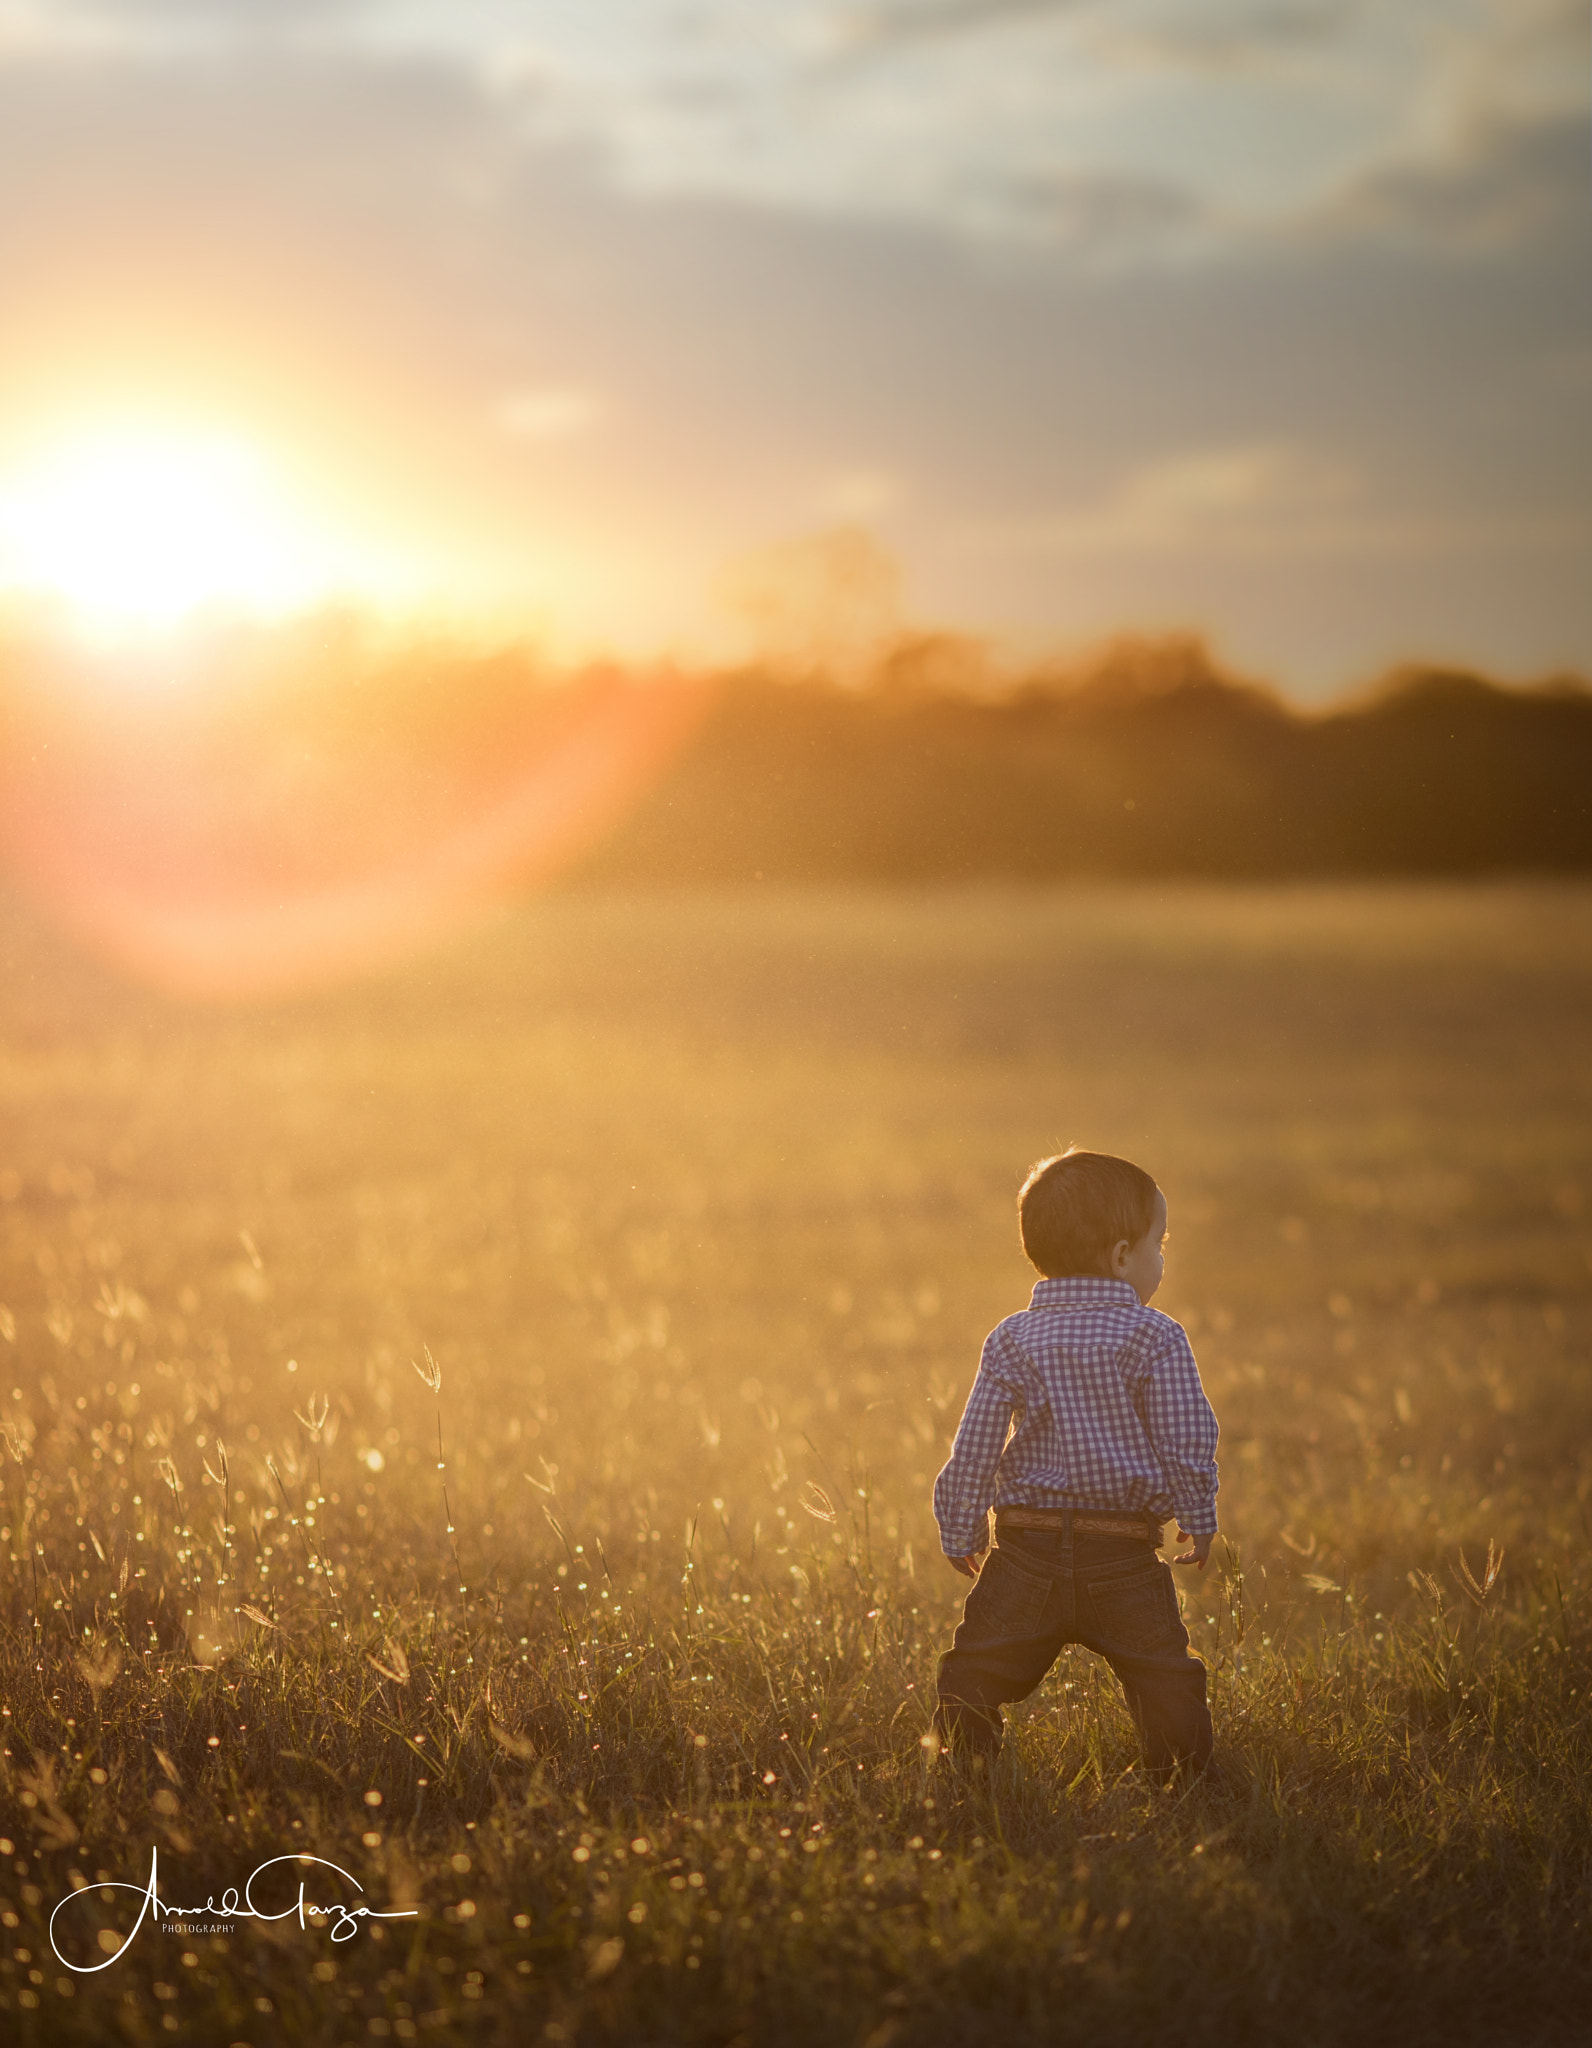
[933,1276,1220,1556]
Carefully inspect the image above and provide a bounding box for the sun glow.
[0,427,381,627]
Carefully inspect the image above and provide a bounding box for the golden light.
[0,423,713,997]
[0,425,373,627]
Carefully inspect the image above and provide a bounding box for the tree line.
[576,646,1592,881]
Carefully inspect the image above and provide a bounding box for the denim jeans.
[933,1521,1213,1780]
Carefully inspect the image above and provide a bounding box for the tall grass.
[0,883,1589,2044]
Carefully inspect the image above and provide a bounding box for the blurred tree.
[716,526,901,684]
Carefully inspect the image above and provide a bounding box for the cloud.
[2,0,1583,265]
[999,168,1205,258]
[0,0,374,61]
[1316,112,1588,257]
[1006,442,1363,555]
[982,439,1590,562]
[833,0,1356,67]
[826,0,1093,60]
[1124,443,1354,521]
[495,387,603,443]
[16,0,372,23]
[1285,0,1590,255]
[816,468,903,520]
[1085,0,1362,73]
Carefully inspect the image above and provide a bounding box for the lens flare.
[0,630,708,997]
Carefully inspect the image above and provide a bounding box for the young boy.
[932,1149,1219,1781]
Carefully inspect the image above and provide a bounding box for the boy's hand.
[1174,1528,1214,1568]
[947,1550,987,1578]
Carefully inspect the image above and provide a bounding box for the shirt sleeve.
[1138,1319,1220,1537]
[932,1326,1026,1558]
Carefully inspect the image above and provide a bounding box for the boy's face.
[1115,1187,1168,1304]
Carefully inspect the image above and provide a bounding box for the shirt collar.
[1029,1276,1139,1309]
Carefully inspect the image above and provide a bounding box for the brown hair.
[1018,1149,1159,1278]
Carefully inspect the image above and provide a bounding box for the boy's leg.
[1073,1541,1213,1782]
[933,1539,1068,1763]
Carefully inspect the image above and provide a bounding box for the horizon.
[1,592,1587,717]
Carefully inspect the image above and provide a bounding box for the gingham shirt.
[933,1276,1219,1556]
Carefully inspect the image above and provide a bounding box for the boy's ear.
[1107,1237,1131,1276]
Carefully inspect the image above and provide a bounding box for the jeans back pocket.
[969,1546,1053,1640]
[1080,1557,1179,1654]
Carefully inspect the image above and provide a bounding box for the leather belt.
[997,1506,1162,1542]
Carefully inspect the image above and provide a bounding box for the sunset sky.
[0,0,1587,695]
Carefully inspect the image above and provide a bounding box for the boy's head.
[1018,1149,1163,1292]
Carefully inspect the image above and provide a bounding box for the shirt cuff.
[1173,1503,1219,1538]
[937,1514,991,1557]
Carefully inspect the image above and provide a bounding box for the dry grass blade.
[490,1718,538,1760]
[368,1640,411,1685]
[800,1480,837,1523]
[20,1755,80,1849]
[75,1642,122,1698]
[293,1392,331,1440]
[1453,1539,1506,1606]
[586,1936,625,1981]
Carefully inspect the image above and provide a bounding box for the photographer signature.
[49,1845,418,1972]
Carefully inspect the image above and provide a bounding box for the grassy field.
[0,882,1589,2046]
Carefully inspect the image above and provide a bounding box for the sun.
[0,425,357,626]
